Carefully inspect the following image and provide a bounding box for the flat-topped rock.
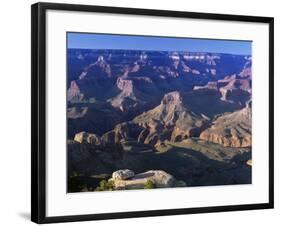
[112,169,135,180]
[112,170,175,190]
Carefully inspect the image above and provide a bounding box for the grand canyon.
[67,48,252,192]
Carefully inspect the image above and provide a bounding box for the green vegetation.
[68,171,112,192]
[144,180,155,189]
[95,179,115,191]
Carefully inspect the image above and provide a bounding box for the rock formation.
[67,49,252,192]
[112,169,135,180]
[74,131,101,145]
[111,170,176,190]
[200,107,251,147]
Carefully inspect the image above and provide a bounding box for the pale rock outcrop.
[112,169,135,180]
[67,81,83,101]
[169,53,180,69]
[110,77,139,112]
[246,159,252,166]
[116,77,134,95]
[193,81,218,91]
[219,76,251,102]
[239,59,252,78]
[210,69,216,76]
[112,170,175,190]
[74,131,101,145]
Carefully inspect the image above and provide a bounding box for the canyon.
[67,49,252,192]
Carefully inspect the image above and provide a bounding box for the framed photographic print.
[31,2,274,224]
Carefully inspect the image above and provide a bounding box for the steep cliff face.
[67,50,251,103]
[193,74,251,105]
[67,56,115,102]
[219,77,251,103]
[133,91,207,145]
[200,106,251,147]
[79,55,112,79]
[101,122,143,144]
[96,91,208,147]
[67,81,84,102]
[85,85,251,149]
[109,77,141,112]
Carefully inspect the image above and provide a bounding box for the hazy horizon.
[67,32,252,55]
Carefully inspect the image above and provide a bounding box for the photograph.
[66,32,252,193]
[31,2,274,223]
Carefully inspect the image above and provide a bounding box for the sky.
[67,32,252,55]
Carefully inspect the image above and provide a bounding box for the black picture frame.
[31,2,274,224]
